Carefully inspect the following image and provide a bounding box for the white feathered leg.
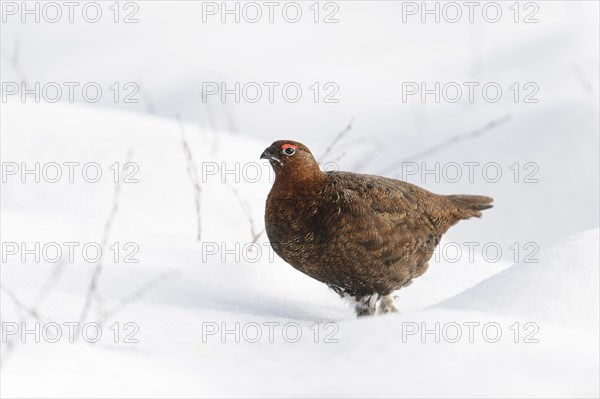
[354,294,380,317]
[378,294,399,314]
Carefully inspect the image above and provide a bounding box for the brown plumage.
[261,140,493,317]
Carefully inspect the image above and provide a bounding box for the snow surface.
[1,102,598,397]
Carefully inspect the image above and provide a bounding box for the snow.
[1,101,598,398]
[439,229,600,332]
[1,1,599,395]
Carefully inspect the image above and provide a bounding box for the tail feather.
[447,194,494,219]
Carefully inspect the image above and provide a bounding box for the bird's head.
[260,140,322,182]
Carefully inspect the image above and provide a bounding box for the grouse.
[261,140,493,317]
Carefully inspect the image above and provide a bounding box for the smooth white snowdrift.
[438,229,600,332]
[1,102,598,398]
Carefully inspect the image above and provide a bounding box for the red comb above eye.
[282,144,298,150]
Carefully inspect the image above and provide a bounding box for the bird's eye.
[283,147,296,156]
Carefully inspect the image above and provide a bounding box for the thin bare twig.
[31,258,67,310]
[0,315,17,367]
[318,118,354,163]
[138,81,157,114]
[178,115,202,241]
[573,64,593,96]
[1,257,67,366]
[377,114,511,175]
[327,152,347,164]
[77,150,132,327]
[99,270,180,323]
[226,184,264,244]
[0,284,41,320]
[1,37,28,84]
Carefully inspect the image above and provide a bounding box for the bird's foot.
[353,294,379,317]
[377,294,399,314]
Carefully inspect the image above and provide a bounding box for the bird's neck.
[272,165,325,194]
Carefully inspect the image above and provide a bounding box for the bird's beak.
[260,148,271,160]
[261,147,284,166]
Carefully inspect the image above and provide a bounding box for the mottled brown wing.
[325,171,442,262]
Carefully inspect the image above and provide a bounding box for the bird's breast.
[265,189,333,267]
